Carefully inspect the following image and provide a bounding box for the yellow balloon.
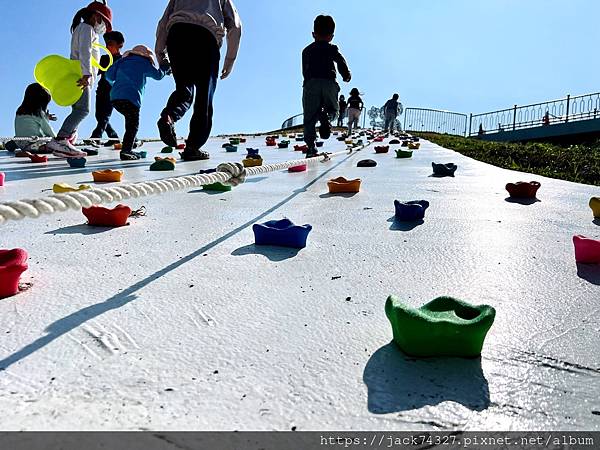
[34,43,114,107]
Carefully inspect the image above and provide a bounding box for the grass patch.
[417,133,600,187]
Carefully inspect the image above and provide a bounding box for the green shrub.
[418,133,600,186]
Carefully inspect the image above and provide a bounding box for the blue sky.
[1,0,599,139]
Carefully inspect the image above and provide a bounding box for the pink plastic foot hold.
[0,172,5,186]
[573,235,600,264]
[288,164,307,172]
[0,249,28,299]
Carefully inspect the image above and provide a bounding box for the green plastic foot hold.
[395,149,413,159]
[203,182,232,192]
[385,296,495,358]
[150,159,176,171]
[161,146,174,153]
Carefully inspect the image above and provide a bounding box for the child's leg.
[57,88,90,139]
[302,80,322,149]
[105,120,119,139]
[91,93,112,139]
[347,109,354,134]
[112,100,139,153]
[322,81,340,121]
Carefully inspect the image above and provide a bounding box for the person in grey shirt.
[156,0,242,161]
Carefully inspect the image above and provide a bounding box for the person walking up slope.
[46,0,114,158]
[302,15,351,158]
[383,93,403,133]
[337,95,347,127]
[105,45,169,160]
[346,88,363,135]
[155,0,242,161]
[89,31,125,146]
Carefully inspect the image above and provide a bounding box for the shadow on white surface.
[504,197,541,205]
[387,216,425,231]
[231,244,301,262]
[363,343,490,414]
[576,263,600,286]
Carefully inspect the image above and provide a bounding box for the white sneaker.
[48,139,86,159]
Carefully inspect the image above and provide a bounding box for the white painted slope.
[0,135,598,431]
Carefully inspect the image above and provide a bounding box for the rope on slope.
[0,136,166,144]
[0,142,370,226]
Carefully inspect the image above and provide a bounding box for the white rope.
[0,142,370,226]
[0,136,166,144]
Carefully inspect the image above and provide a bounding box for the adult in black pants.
[155,0,242,161]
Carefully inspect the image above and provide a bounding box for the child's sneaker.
[180,149,210,161]
[157,115,177,147]
[47,139,86,158]
[318,111,331,139]
[120,151,142,161]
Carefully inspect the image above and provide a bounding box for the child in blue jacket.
[105,45,169,160]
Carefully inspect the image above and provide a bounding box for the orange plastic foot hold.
[374,146,389,154]
[327,177,362,194]
[288,164,307,173]
[114,143,123,150]
[506,181,541,199]
[589,197,600,218]
[0,248,28,299]
[92,169,124,183]
[82,204,132,227]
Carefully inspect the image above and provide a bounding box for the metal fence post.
[468,114,473,136]
[512,105,517,130]
[565,94,571,123]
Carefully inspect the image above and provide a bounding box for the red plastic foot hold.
[288,164,307,173]
[294,145,308,152]
[82,204,132,227]
[0,249,28,299]
[573,235,600,264]
[0,172,5,186]
[374,146,389,154]
[176,143,186,150]
[373,137,384,142]
[29,154,48,163]
[506,181,541,199]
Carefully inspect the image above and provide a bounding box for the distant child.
[13,83,56,155]
[89,30,125,146]
[337,95,347,127]
[105,45,169,160]
[347,88,363,135]
[302,15,351,158]
[155,0,242,161]
[383,93,403,133]
[46,0,113,158]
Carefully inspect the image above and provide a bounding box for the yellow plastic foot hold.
[52,183,91,194]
